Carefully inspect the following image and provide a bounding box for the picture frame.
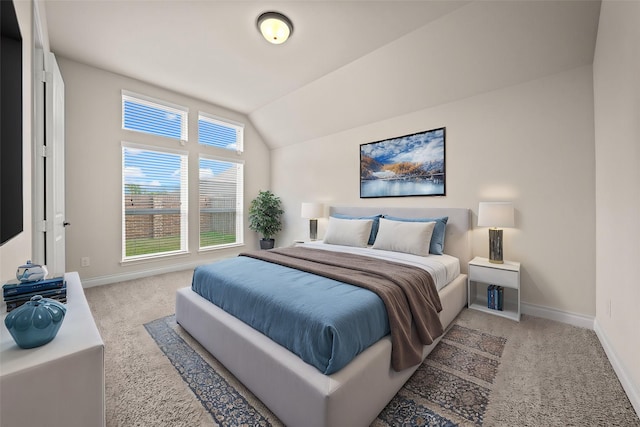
[360,127,446,198]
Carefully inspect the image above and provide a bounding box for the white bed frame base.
[176,207,471,427]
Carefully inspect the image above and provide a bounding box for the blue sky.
[123,99,239,191]
[123,147,235,190]
[361,128,444,165]
[123,147,182,190]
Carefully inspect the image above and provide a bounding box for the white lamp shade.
[478,202,514,228]
[301,202,324,219]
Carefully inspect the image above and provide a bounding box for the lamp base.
[488,228,504,264]
[309,219,318,241]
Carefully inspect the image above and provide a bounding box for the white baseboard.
[594,320,640,418]
[80,260,202,288]
[521,301,595,330]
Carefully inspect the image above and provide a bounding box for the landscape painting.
[360,127,445,198]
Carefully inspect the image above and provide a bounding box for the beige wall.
[58,58,271,285]
[593,0,640,413]
[273,65,596,318]
[0,1,33,283]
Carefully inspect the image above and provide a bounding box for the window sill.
[121,250,190,265]
[197,242,245,253]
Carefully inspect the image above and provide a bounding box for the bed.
[176,206,471,427]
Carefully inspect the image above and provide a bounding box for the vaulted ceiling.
[44,0,601,149]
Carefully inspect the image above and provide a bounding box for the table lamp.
[301,202,324,241]
[478,202,514,264]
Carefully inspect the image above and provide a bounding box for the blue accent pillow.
[382,215,448,255]
[331,214,382,245]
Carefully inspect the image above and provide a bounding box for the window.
[121,91,245,259]
[122,90,188,141]
[199,156,244,249]
[198,112,244,152]
[122,143,188,260]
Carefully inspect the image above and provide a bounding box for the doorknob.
[63,222,71,227]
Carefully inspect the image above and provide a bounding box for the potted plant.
[248,190,284,249]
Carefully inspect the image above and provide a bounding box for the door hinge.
[38,220,48,232]
[41,145,48,157]
[40,71,52,83]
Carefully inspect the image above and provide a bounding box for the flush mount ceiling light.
[257,11,293,45]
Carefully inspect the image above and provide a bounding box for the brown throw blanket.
[239,246,444,372]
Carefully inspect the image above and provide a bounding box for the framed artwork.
[360,127,446,198]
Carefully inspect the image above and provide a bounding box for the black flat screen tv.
[1,0,24,245]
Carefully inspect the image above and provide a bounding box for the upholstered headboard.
[329,206,471,274]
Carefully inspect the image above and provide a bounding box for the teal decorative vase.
[4,295,66,349]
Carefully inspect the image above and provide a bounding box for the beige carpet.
[84,269,639,426]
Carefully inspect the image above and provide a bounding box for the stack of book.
[3,275,67,312]
[487,285,504,311]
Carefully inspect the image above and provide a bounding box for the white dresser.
[0,272,105,427]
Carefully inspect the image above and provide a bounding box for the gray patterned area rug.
[145,315,506,426]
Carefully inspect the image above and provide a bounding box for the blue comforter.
[192,256,389,374]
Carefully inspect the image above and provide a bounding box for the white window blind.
[199,155,244,249]
[122,90,188,141]
[122,143,188,260]
[198,112,244,152]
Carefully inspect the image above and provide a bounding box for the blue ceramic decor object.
[16,260,48,283]
[4,295,66,349]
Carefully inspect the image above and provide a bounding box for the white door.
[33,46,45,265]
[44,52,66,274]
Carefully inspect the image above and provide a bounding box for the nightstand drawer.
[469,265,518,288]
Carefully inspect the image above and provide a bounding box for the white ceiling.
[44,0,601,148]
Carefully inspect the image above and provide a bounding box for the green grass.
[199,231,237,248]
[126,235,180,257]
[126,231,236,257]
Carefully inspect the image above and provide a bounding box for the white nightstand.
[467,256,521,321]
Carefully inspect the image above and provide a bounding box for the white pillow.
[323,217,373,248]
[372,218,436,256]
